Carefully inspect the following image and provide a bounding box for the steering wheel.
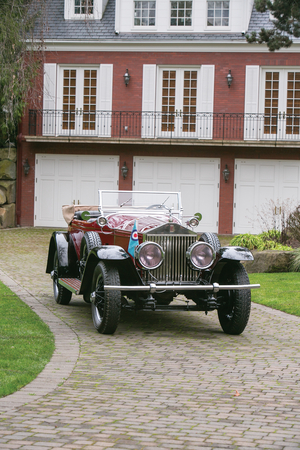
[147,204,169,210]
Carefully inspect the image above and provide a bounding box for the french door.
[60,67,98,135]
[262,69,300,140]
[157,68,199,138]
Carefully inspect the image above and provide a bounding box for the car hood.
[106,213,181,233]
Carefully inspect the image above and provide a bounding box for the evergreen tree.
[0,0,44,145]
[246,0,300,51]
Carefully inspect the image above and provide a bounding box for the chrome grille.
[145,234,198,282]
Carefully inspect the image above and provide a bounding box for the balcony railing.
[26,109,300,142]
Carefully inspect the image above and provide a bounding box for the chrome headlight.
[97,216,108,226]
[135,242,164,270]
[186,242,215,270]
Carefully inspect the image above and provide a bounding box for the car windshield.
[99,190,182,215]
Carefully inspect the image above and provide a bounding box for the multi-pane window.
[74,0,93,15]
[264,72,279,135]
[63,70,76,130]
[183,71,197,132]
[286,72,300,135]
[83,70,97,131]
[207,1,229,27]
[170,1,192,26]
[62,68,98,132]
[134,1,156,26]
[162,70,176,132]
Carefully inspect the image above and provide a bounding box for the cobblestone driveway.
[0,229,300,450]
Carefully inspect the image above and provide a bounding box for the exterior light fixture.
[222,164,230,183]
[226,70,233,88]
[23,158,30,176]
[123,68,130,86]
[121,161,129,179]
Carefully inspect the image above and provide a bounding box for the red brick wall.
[43,50,300,114]
[18,49,300,230]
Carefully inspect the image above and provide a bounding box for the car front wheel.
[217,262,251,335]
[91,261,121,334]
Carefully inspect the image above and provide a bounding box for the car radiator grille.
[145,234,199,283]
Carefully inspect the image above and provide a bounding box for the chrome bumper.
[104,283,260,293]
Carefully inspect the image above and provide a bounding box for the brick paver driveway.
[0,228,300,450]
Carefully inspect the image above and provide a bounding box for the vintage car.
[46,190,259,335]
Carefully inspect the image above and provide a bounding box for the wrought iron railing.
[26,109,300,142]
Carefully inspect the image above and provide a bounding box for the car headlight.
[186,242,215,270]
[135,242,164,270]
[97,216,108,226]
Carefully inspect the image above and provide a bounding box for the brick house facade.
[18,0,300,234]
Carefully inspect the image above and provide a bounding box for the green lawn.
[249,272,300,317]
[0,281,55,398]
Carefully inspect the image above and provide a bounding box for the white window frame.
[169,1,193,29]
[133,1,156,29]
[64,0,103,20]
[205,0,231,31]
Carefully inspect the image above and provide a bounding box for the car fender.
[46,232,78,277]
[208,246,253,283]
[80,245,143,294]
[218,246,254,262]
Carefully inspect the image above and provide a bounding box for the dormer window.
[74,0,93,15]
[207,1,229,27]
[134,1,156,26]
[170,1,192,27]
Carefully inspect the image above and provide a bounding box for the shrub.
[287,206,300,243]
[230,232,293,251]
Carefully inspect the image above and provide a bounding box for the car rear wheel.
[217,262,251,335]
[53,250,72,305]
[80,231,102,303]
[200,232,221,252]
[91,261,121,334]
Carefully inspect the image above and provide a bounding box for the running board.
[59,278,81,295]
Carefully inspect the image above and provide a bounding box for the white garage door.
[35,154,119,227]
[234,159,300,234]
[133,156,220,232]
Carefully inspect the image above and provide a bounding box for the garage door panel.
[197,184,216,228]
[258,186,276,204]
[236,185,255,231]
[139,162,154,179]
[239,164,256,182]
[282,165,299,183]
[58,159,75,177]
[80,159,97,178]
[39,180,55,221]
[259,165,276,182]
[180,163,196,180]
[99,160,117,179]
[40,158,55,176]
[157,163,173,180]
[199,163,216,181]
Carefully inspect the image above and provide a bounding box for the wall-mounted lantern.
[222,164,230,183]
[123,68,130,86]
[121,161,129,179]
[226,69,233,88]
[23,158,30,176]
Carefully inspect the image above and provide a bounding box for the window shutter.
[244,65,260,140]
[99,64,113,137]
[43,63,57,136]
[142,64,156,138]
[199,65,215,139]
